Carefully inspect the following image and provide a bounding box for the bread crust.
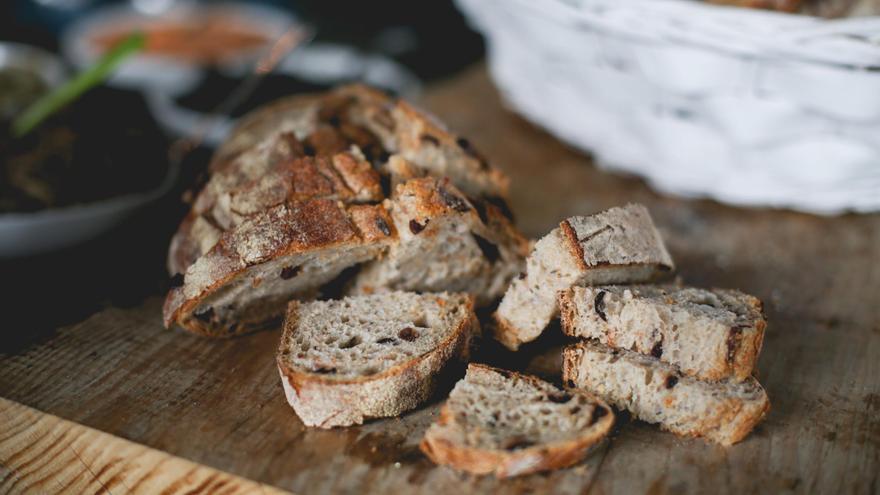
[163,200,395,336]
[558,285,767,382]
[562,342,770,446]
[277,295,477,428]
[420,364,614,478]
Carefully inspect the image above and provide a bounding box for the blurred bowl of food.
[61,2,300,96]
[0,42,176,258]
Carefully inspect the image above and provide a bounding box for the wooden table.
[1,66,878,494]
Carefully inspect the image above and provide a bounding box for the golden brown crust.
[419,364,614,478]
[559,220,589,271]
[163,200,395,334]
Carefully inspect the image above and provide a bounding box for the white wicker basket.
[457,0,880,214]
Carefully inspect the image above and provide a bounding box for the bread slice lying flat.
[563,341,769,446]
[420,363,614,478]
[277,292,476,428]
[494,204,674,350]
[350,177,529,305]
[559,285,766,382]
[163,200,395,337]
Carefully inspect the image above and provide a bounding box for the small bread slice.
[494,204,674,350]
[163,200,396,337]
[563,341,769,446]
[277,292,476,428]
[559,285,766,382]
[420,364,614,478]
[350,177,529,306]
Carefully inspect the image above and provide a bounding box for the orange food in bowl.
[92,15,271,64]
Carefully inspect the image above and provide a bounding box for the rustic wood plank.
[0,398,287,494]
[0,65,878,493]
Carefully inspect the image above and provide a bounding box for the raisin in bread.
[163,200,395,337]
[349,177,529,306]
[277,292,476,428]
[420,364,614,478]
[494,204,674,350]
[168,84,511,275]
[559,285,766,382]
[563,341,769,446]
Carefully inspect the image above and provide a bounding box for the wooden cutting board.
[1,66,878,494]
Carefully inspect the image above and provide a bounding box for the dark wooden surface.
[1,66,878,494]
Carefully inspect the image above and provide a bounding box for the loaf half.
[494,204,674,350]
[163,200,395,337]
[559,285,766,382]
[349,177,529,305]
[420,363,614,478]
[277,292,476,428]
[563,341,769,446]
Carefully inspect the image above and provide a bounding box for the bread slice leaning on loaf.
[277,292,476,428]
[559,285,766,382]
[563,341,769,446]
[494,204,674,350]
[349,177,529,305]
[420,363,614,478]
[163,200,395,337]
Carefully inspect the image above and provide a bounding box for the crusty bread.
[559,285,766,382]
[420,363,614,478]
[277,292,477,428]
[563,341,769,446]
[163,200,396,337]
[168,84,512,275]
[493,204,674,350]
[349,177,529,306]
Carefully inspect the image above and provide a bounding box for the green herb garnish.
[12,32,146,138]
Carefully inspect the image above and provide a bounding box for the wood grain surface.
[0,398,287,494]
[0,66,878,494]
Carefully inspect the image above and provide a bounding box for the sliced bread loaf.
[168,84,513,275]
[563,341,769,446]
[163,200,396,337]
[494,204,674,350]
[349,177,528,305]
[420,363,614,478]
[559,285,766,382]
[277,291,476,428]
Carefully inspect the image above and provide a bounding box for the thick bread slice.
[168,84,511,275]
[420,363,614,478]
[350,177,528,305]
[163,200,396,337]
[277,292,476,428]
[494,204,674,350]
[563,341,769,446]
[559,285,766,382]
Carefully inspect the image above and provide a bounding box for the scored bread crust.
[563,342,770,446]
[168,84,511,276]
[558,285,767,382]
[420,364,615,478]
[276,294,477,428]
[493,204,675,351]
[163,200,395,337]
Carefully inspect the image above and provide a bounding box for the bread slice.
[168,84,512,275]
[493,204,674,350]
[420,363,614,478]
[559,285,766,382]
[277,292,476,428]
[349,177,529,306]
[163,200,396,337]
[563,341,769,446]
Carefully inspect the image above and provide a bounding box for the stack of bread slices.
[163,85,770,478]
[494,204,770,446]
